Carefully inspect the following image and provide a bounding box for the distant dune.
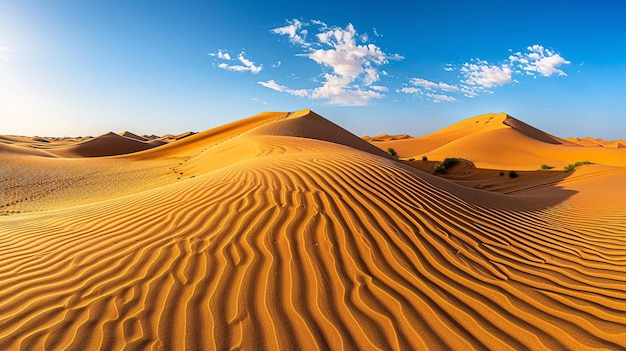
[374,112,626,170]
[362,133,413,142]
[47,131,160,157]
[1,110,625,350]
[119,131,150,142]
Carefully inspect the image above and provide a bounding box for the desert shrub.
[564,160,592,172]
[499,172,505,177]
[422,155,428,161]
[386,148,397,157]
[508,171,519,178]
[433,163,447,174]
[541,164,553,170]
[432,157,459,174]
[443,157,459,169]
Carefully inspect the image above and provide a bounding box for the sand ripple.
[1,112,625,350]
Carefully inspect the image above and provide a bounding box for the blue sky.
[1,0,625,139]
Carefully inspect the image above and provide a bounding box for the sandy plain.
[1,109,625,350]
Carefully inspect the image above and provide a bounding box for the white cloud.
[398,85,457,103]
[216,52,262,74]
[310,19,328,29]
[1,46,13,62]
[208,49,231,60]
[265,20,402,106]
[370,85,388,92]
[400,77,478,102]
[400,44,569,103]
[270,19,308,46]
[217,50,230,60]
[258,80,309,97]
[409,78,438,90]
[461,60,512,88]
[310,74,384,106]
[399,87,419,94]
[428,93,457,102]
[510,45,570,77]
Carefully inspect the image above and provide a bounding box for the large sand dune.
[374,112,626,169]
[1,110,625,350]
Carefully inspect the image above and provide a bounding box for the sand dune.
[566,136,626,149]
[375,112,626,170]
[362,133,413,142]
[1,109,625,350]
[49,132,160,157]
[119,131,150,142]
[249,109,391,158]
[0,141,54,157]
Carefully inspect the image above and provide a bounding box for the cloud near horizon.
[258,20,403,106]
[400,45,570,102]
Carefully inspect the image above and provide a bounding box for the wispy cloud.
[370,85,389,92]
[261,20,402,106]
[398,86,458,103]
[209,50,262,74]
[0,46,13,63]
[400,45,569,102]
[258,80,309,97]
[271,19,309,46]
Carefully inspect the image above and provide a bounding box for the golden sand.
[1,110,625,350]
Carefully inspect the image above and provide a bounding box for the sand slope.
[1,109,625,350]
[46,132,161,157]
[376,112,626,170]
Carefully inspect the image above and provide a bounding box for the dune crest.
[502,114,569,145]
[119,131,149,142]
[1,109,625,350]
[250,109,392,158]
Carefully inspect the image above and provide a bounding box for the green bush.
[443,157,459,169]
[541,164,553,170]
[434,163,447,174]
[422,155,428,161]
[386,148,397,157]
[564,160,592,172]
[508,171,519,178]
[432,157,460,174]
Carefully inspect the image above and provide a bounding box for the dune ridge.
[1,109,625,350]
[119,131,150,142]
[502,114,570,145]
